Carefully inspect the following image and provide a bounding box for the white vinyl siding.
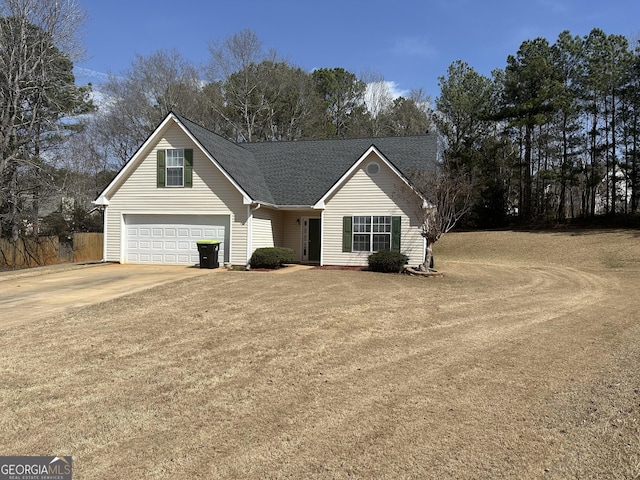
[251,207,285,251]
[322,154,424,266]
[252,215,274,249]
[104,122,248,265]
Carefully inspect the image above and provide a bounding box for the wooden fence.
[73,233,104,263]
[0,233,103,268]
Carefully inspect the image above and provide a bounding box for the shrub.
[271,247,294,265]
[368,250,409,273]
[249,247,295,269]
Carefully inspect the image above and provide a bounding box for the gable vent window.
[366,162,380,176]
[157,148,193,188]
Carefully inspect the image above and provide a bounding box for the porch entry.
[302,217,321,263]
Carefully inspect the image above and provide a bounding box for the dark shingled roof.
[176,116,275,204]
[176,115,437,207]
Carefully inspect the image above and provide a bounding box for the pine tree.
[0,3,92,240]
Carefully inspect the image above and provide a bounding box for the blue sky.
[75,0,639,100]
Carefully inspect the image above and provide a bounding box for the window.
[348,215,395,252]
[156,148,193,188]
[353,216,371,251]
[372,215,391,251]
[166,149,184,187]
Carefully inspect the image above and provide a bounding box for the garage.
[124,214,229,265]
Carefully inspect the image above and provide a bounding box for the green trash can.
[196,240,220,269]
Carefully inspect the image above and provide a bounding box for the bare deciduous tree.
[96,49,207,167]
[362,70,393,136]
[1,0,86,59]
[404,163,474,271]
[207,28,279,142]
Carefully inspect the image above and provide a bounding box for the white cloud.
[365,80,409,104]
[385,80,410,99]
[364,80,413,117]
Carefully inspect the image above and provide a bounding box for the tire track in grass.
[204,261,618,477]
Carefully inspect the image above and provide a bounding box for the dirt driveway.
[0,263,219,329]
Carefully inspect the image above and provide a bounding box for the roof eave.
[249,201,318,210]
[94,113,177,204]
[93,195,109,206]
[173,115,256,204]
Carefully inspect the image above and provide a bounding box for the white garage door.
[125,214,228,265]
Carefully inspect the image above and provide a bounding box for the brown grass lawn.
[2,230,640,479]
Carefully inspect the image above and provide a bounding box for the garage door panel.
[204,227,225,238]
[177,242,191,251]
[125,215,228,265]
[127,252,152,263]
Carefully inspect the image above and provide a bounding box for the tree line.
[86,28,432,169]
[1,0,639,243]
[437,29,640,226]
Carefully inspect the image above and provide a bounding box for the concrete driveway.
[0,263,220,329]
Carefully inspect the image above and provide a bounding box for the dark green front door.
[308,218,321,263]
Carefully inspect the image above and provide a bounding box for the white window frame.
[165,149,184,187]
[352,215,391,253]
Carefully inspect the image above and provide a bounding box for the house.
[94,112,437,267]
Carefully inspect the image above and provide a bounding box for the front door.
[307,218,321,263]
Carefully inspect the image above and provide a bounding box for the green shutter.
[342,216,352,252]
[184,149,193,187]
[156,150,165,188]
[391,216,401,252]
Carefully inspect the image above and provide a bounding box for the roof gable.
[95,113,437,208]
[312,145,409,208]
[243,135,437,206]
[95,113,260,205]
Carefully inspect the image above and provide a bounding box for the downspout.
[246,203,262,269]
[101,205,108,263]
[319,210,325,266]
